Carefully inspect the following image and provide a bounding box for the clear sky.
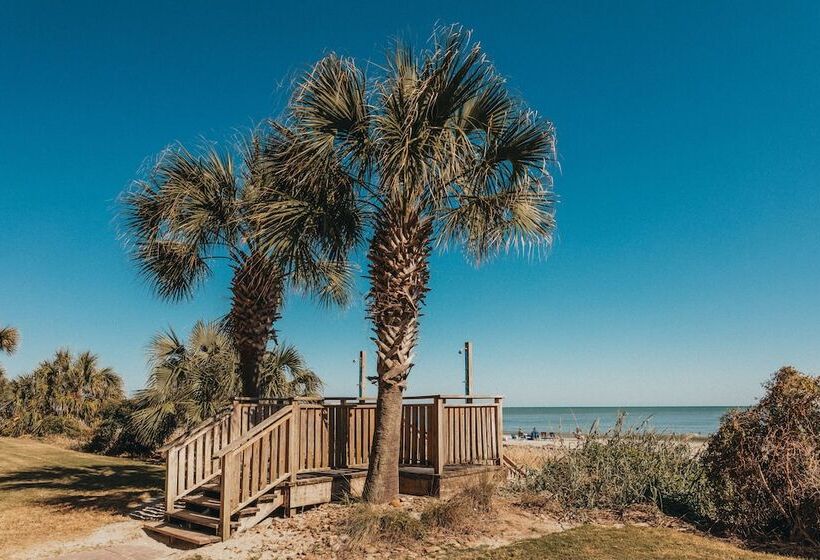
[2,1,819,406]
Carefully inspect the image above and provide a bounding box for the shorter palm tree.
[131,321,322,446]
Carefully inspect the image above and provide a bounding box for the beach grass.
[0,437,163,555]
[452,525,799,559]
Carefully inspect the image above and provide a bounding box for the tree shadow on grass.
[0,464,164,515]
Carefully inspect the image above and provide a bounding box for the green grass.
[451,525,800,560]
[0,437,163,555]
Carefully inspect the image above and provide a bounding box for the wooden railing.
[216,404,297,537]
[161,399,287,512]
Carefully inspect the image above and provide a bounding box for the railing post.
[339,399,349,468]
[494,397,504,465]
[219,453,235,539]
[289,400,300,483]
[165,449,177,513]
[432,396,446,475]
[230,399,241,443]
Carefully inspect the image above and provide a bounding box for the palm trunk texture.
[227,252,284,399]
[362,207,432,503]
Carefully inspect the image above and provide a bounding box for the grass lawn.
[454,525,801,560]
[0,437,163,555]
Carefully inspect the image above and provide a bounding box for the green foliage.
[130,321,322,447]
[702,366,820,544]
[0,349,124,438]
[512,417,707,518]
[86,400,154,456]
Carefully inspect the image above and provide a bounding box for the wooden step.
[182,494,221,510]
[200,482,221,497]
[182,494,259,517]
[168,509,237,531]
[144,522,220,546]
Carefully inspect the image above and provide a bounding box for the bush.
[86,400,155,456]
[511,416,707,518]
[37,415,89,438]
[702,366,820,543]
[420,481,495,530]
[343,504,425,546]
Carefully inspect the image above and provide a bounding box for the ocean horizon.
[503,406,745,436]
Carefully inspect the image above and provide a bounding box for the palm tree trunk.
[362,207,432,503]
[227,253,284,399]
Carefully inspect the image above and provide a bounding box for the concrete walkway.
[49,544,172,560]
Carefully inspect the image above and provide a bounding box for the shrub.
[420,481,495,530]
[702,366,820,543]
[511,416,707,518]
[86,400,155,456]
[343,504,425,546]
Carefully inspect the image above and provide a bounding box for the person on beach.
[517,427,524,439]
[530,427,539,440]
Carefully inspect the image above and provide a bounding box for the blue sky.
[1,1,819,406]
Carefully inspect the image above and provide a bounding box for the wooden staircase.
[147,474,286,546]
[144,400,296,546]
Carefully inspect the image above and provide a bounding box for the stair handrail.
[213,403,293,460]
[218,402,298,538]
[157,404,234,455]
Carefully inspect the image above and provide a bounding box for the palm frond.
[0,327,19,355]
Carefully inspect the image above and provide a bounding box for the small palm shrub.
[86,400,154,456]
[511,416,707,518]
[702,366,820,543]
[130,321,323,448]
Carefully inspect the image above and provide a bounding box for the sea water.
[503,406,742,437]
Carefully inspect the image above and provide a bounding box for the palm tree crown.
[123,132,358,396]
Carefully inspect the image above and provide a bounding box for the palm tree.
[0,326,18,416]
[258,27,557,502]
[131,321,322,446]
[1,349,123,436]
[0,326,19,376]
[123,131,357,398]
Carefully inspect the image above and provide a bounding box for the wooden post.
[432,397,446,475]
[286,400,300,517]
[230,399,241,443]
[464,341,473,403]
[358,351,367,400]
[494,397,504,465]
[289,401,300,484]
[219,453,234,539]
[165,449,178,513]
[339,399,349,468]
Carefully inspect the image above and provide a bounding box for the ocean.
[503,406,743,437]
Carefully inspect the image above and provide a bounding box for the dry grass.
[343,503,425,547]
[0,437,163,555]
[451,524,801,560]
[420,480,495,531]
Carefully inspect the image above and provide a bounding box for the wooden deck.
[144,395,505,547]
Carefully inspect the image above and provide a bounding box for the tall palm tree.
[123,132,358,398]
[257,27,557,502]
[131,321,322,446]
